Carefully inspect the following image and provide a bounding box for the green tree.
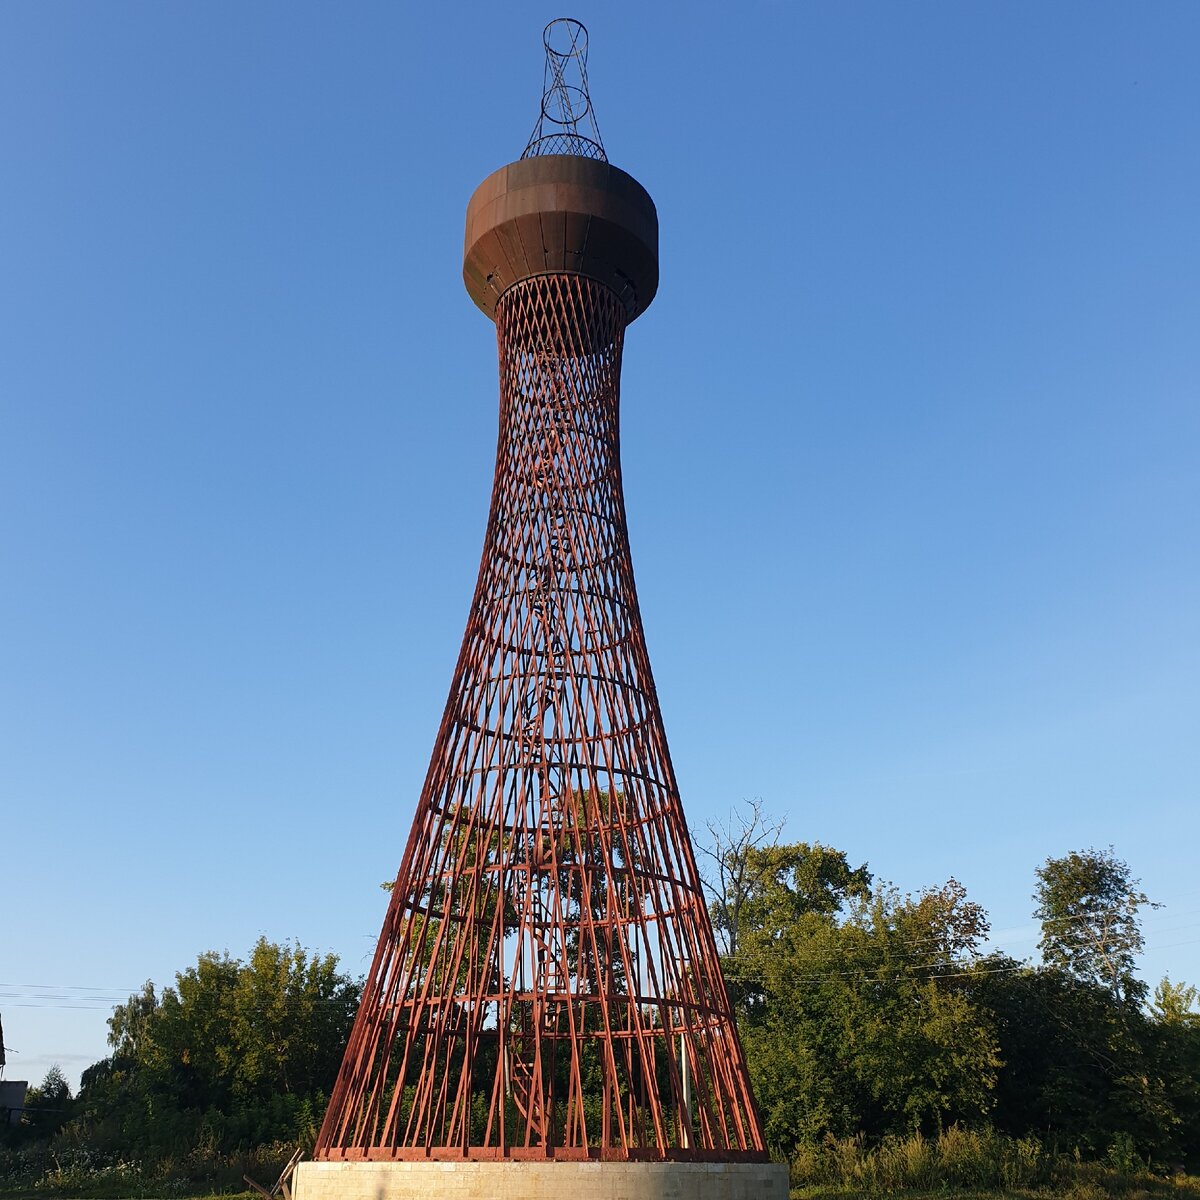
[77,938,359,1155]
[20,1064,73,1138]
[969,860,1189,1166]
[968,955,1165,1156]
[1151,977,1199,1026]
[702,812,999,1157]
[227,939,359,1101]
[106,980,157,1060]
[1034,846,1159,1003]
[1148,978,1200,1165]
[701,800,871,961]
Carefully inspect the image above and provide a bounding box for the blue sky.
[2,1,1197,1090]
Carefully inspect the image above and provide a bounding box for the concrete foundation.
[293,1159,789,1200]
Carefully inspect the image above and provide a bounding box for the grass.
[0,1141,294,1200]
[788,1129,1200,1200]
[792,1191,1200,1200]
[0,1192,257,1200]
[4,1128,1198,1200]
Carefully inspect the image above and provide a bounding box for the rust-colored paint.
[463,156,659,322]
[314,19,765,1167]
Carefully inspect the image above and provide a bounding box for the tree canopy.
[74,937,359,1156]
[1034,846,1160,1004]
[699,808,1198,1169]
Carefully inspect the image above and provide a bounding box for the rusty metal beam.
[314,19,766,1167]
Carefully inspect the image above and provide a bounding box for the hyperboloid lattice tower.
[297,20,786,1200]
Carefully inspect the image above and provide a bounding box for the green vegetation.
[790,1127,1200,1198]
[703,815,1200,1189]
[1,938,357,1198]
[3,828,1198,1199]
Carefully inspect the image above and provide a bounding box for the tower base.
[293,1159,788,1200]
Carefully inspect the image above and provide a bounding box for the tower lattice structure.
[315,20,766,1165]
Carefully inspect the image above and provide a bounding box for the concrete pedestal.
[293,1159,789,1200]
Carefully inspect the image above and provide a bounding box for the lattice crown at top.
[522,18,607,162]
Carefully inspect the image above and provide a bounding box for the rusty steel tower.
[299,20,785,1200]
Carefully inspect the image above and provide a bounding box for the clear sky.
[2,2,1198,1091]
